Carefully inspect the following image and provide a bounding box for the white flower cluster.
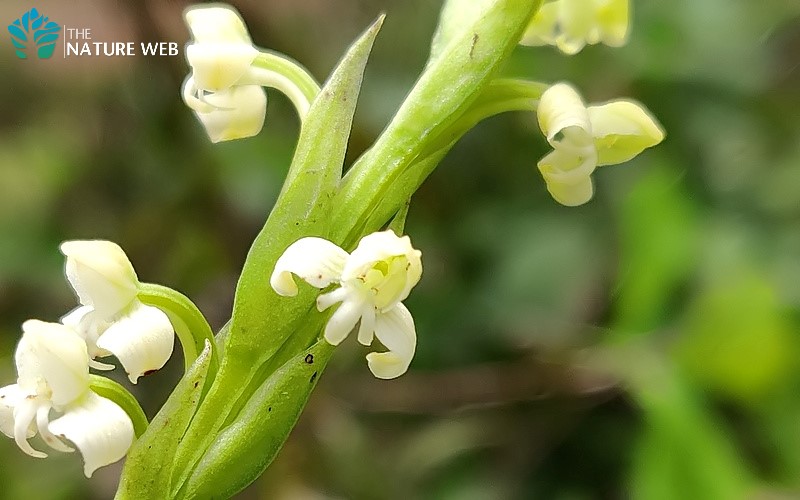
[0,241,175,476]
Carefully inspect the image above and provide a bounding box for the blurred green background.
[1,0,800,498]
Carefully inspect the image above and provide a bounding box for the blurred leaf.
[676,275,796,402]
[613,163,699,334]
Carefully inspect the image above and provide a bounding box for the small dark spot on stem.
[310,372,318,384]
[193,381,199,388]
[268,406,272,412]
[304,353,314,364]
[470,33,479,58]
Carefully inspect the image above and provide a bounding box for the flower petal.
[0,384,31,440]
[191,85,267,143]
[595,0,630,47]
[13,396,46,458]
[16,320,90,407]
[61,305,113,360]
[324,297,369,346]
[555,0,595,55]
[341,230,423,309]
[537,83,593,149]
[537,147,597,206]
[271,237,349,297]
[184,5,252,45]
[48,392,134,478]
[366,303,417,379]
[60,240,139,318]
[96,302,175,384]
[588,100,665,166]
[37,402,73,453]
[519,2,559,47]
[185,42,259,92]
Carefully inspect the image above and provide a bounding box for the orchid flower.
[60,240,174,383]
[181,5,267,142]
[521,0,629,55]
[536,82,664,206]
[0,320,134,477]
[271,230,422,379]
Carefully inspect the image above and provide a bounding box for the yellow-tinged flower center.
[353,255,411,310]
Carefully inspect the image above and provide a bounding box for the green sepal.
[180,340,334,499]
[114,340,213,500]
[329,0,542,248]
[137,282,218,376]
[169,17,385,492]
[88,375,148,438]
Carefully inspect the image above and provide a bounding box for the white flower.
[536,82,664,206]
[181,4,266,142]
[60,240,174,383]
[0,320,134,477]
[271,230,422,379]
[521,0,629,55]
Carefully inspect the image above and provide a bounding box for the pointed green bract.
[169,18,385,492]
[114,341,213,500]
[181,341,334,498]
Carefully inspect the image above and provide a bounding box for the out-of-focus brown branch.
[327,356,620,414]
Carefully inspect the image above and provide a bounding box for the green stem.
[89,375,148,438]
[352,79,548,240]
[137,282,218,376]
[247,51,322,119]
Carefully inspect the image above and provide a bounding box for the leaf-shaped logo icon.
[8,8,61,60]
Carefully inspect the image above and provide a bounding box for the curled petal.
[537,83,593,149]
[181,77,216,114]
[588,100,665,166]
[13,396,46,458]
[271,237,349,297]
[96,302,175,384]
[49,392,134,478]
[16,320,89,407]
[537,147,597,206]
[191,85,267,143]
[37,402,73,453]
[366,303,417,379]
[0,384,31,440]
[60,240,139,318]
[323,298,369,346]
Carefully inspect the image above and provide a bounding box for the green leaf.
[612,164,700,335]
[170,17,384,492]
[329,0,542,248]
[180,340,334,499]
[114,341,213,500]
[88,375,148,438]
[620,347,753,500]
